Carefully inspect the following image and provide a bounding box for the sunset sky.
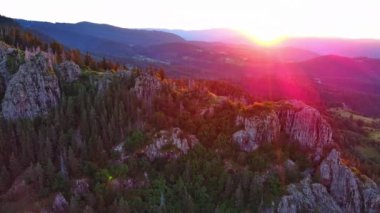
[1,0,379,42]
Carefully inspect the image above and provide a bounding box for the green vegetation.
[329,107,380,182]
[124,130,148,152]
[0,67,311,212]
[5,50,25,74]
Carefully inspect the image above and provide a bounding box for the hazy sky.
[1,0,379,40]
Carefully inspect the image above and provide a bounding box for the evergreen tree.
[9,152,22,177]
[234,184,244,209]
[0,166,11,191]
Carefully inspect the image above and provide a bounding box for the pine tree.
[68,147,79,177]
[116,198,131,213]
[235,184,244,209]
[34,163,44,192]
[45,159,56,186]
[9,152,22,177]
[0,166,11,191]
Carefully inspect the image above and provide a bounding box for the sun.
[252,34,285,46]
[240,28,286,46]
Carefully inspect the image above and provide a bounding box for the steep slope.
[278,149,380,212]
[2,53,60,120]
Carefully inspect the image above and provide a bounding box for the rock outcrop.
[55,61,81,83]
[1,53,60,120]
[133,71,162,102]
[233,112,280,151]
[319,149,380,213]
[280,100,333,159]
[233,100,333,159]
[142,128,199,160]
[52,192,68,213]
[277,176,343,213]
[278,149,380,213]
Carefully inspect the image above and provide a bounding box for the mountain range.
[0,14,379,212]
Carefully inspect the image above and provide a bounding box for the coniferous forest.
[0,14,379,213]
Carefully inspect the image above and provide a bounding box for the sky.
[1,0,379,42]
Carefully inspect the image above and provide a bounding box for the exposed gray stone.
[277,177,342,213]
[133,71,162,102]
[232,100,333,160]
[2,53,60,120]
[56,61,81,83]
[233,112,280,151]
[52,192,68,213]
[280,100,333,160]
[319,149,380,213]
[142,128,198,160]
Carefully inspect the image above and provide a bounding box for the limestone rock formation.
[52,192,68,213]
[1,53,60,120]
[232,100,333,159]
[142,128,199,160]
[319,149,380,213]
[278,149,380,213]
[133,71,162,102]
[280,100,333,159]
[277,176,343,213]
[55,61,81,83]
[233,112,280,151]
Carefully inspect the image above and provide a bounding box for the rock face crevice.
[1,54,61,120]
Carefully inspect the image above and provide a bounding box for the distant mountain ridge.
[162,28,380,58]
[11,17,380,116]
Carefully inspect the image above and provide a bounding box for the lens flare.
[240,28,286,46]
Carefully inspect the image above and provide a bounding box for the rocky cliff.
[1,53,61,120]
[277,176,343,213]
[233,100,333,160]
[133,71,162,102]
[278,149,380,212]
[318,149,380,213]
[231,100,379,212]
[233,112,280,152]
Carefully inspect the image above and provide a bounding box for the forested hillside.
[0,15,379,212]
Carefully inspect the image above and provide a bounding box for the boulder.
[2,53,60,120]
[56,61,81,83]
